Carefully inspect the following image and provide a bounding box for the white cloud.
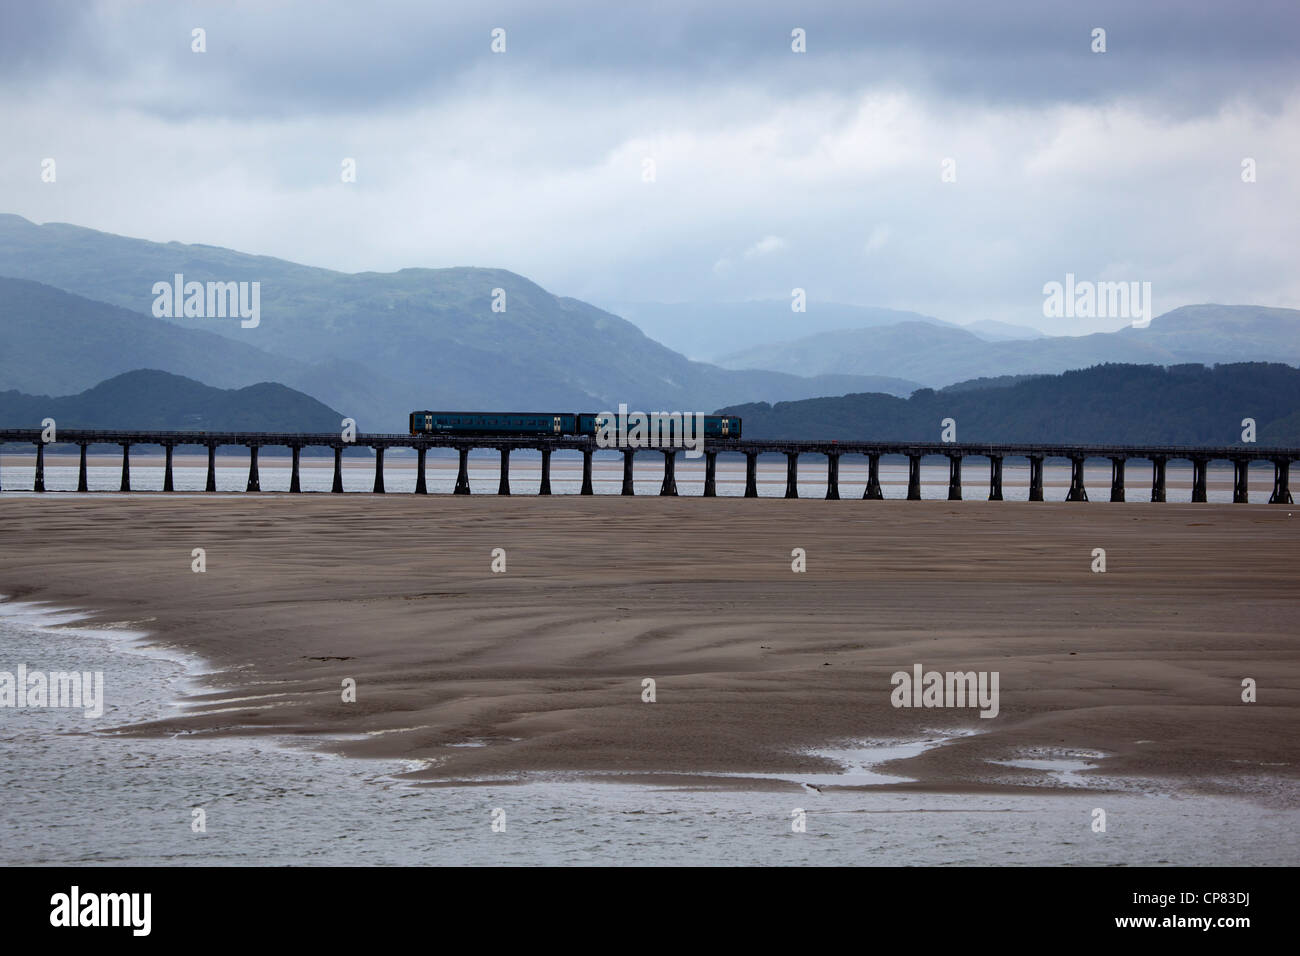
[863,225,891,256]
[744,236,787,258]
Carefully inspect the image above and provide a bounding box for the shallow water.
[0,602,1295,866]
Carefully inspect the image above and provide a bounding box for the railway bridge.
[0,429,1295,503]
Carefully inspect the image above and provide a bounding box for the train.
[408,410,741,440]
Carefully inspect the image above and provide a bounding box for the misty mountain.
[0,216,922,427]
[604,301,1044,361]
[718,306,1300,386]
[0,369,345,432]
[603,300,956,361]
[720,362,1300,445]
[0,277,313,397]
[962,319,1045,341]
[0,276,390,426]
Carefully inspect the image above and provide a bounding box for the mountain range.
[602,300,1043,361]
[0,216,920,428]
[1,215,1298,431]
[718,306,1300,386]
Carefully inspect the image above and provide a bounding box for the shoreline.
[1,495,1296,806]
[0,594,1227,803]
[0,593,1119,799]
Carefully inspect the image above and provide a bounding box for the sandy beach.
[1,494,1296,801]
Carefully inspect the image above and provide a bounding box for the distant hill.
[720,363,1300,445]
[0,216,922,427]
[0,276,398,432]
[0,370,345,432]
[962,319,1045,341]
[719,306,1300,386]
[0,277,307,395]
[604,300,955,361]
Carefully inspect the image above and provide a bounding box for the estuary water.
[1,601,1295,866]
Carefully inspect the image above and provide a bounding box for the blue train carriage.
[574,413,741,440]
[707,415,740,439]
[409,411,578,436]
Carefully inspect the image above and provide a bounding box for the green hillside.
[0,369,345,432]
[721,363,1300,446]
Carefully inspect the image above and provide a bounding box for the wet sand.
[0,495,1296,801]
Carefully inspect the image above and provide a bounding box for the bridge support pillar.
[906,455,922,500]
[77,443,88,492]
[580,449,594,495]
[703,451,717,497]
[206,444,218,492]
[1028,455,1044,501]
[246,445,261,492]
[1233,459,1249,503]
[784,453,799,499]
[163,444,175,492]
[497,448,510,496]
[660,451,677,496]
[1066,456,1088,502]
[539,449,552,495]
[864,453,883,499]
[371,447,385,494]
[454,447,471,495]
[290,446,302,493]
[119,443,131,492]
[825,454,840,500]
[332,446,345,493]
[414,446,426,495]
[1270,459,1293,504]
[744,452,758,498]
[1109,457,1126,502]
[947,455,963,501]
[622,449,636,496]
[1150,456,1167,503]
[988,456,1003,501]
[34,441,45,492]
[1192,457,1208,503]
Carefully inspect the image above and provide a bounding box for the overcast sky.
[2,0,1298,333]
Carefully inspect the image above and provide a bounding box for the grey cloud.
[3,0,1298,119]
